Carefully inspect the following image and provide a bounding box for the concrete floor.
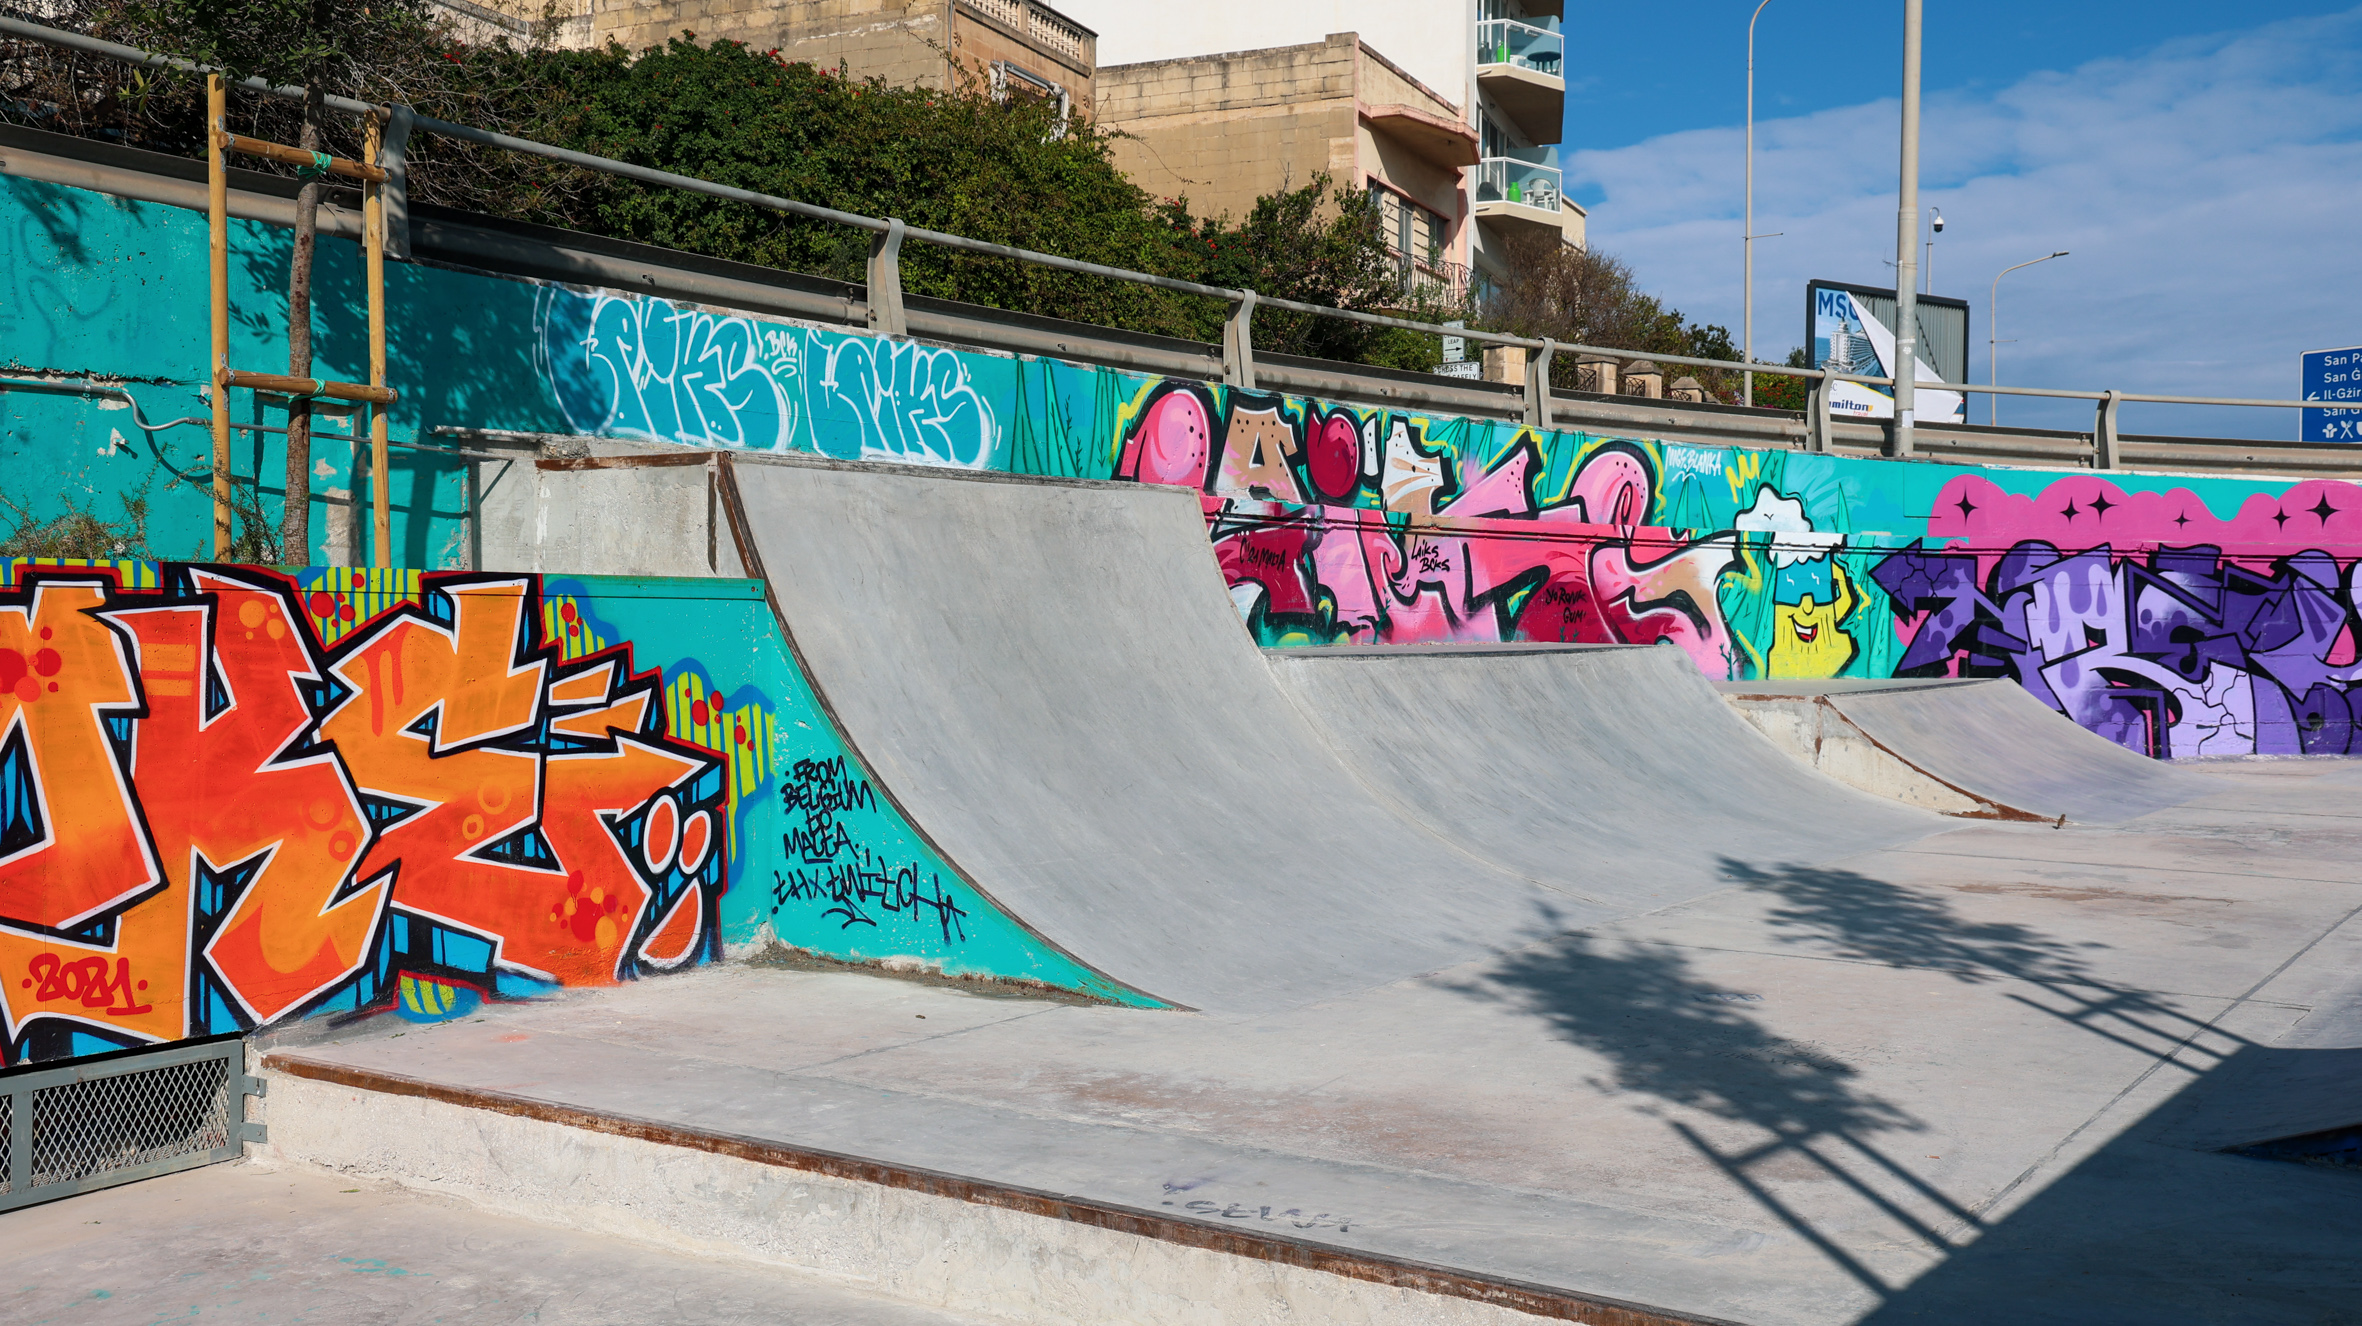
[0,1162,993,1326]
[240,758,2362,1326]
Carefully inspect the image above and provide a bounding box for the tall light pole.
[1891,0,1923,455]
[1989,251,2069,425]
[1743,0,1774,407]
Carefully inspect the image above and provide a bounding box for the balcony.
[1473,150,1567,238]
[958,0,1095,72]
[1476,18,1563,145]
[1386,253,1471,310]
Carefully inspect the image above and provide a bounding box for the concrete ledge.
[255,1053,1740,1326]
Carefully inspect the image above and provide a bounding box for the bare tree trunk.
[281,83,323,564]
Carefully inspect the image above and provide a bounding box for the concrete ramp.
[1266,645,1938,908]
[720,455,1596,1014]
[1720,678,2220,824]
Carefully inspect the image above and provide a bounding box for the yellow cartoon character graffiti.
[1736,488,1858,678]
[1770,558,1858,676]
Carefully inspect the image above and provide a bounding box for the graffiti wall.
[524,283,2362,760]
[1100,383,2362,759]
[535,288,1000,467]
[9,169,2361,762]
[0,559,1139,1065]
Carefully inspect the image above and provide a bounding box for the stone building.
[434,0,1096,117]
[1093,34,1477,307]
[1063,0,1577,293]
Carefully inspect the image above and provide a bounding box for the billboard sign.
[2302,345,2362,441]
[1807,281,1968,424]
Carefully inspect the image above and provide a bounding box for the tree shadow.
[11,177,92,264]
[1722,857,2242,1083]
[1448,858,2250,1306]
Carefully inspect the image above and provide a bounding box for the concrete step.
[0,1161,996,1325]
[248,1039,1721,1326]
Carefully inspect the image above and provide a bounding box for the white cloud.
[1568,10,2362,438]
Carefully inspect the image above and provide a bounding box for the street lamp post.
[1989,251,2069,425]
[1743,0,1773,407]
[1892,0,1924,456]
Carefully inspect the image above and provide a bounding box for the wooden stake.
[207,75,231,560]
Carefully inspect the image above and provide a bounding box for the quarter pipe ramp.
[1720,678,2220,823]
[721,456,1597,1013]
[1266,644,1938,909]
[720,455,1949,1013]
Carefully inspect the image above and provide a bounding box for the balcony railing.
[962,0,1088,62]
[1477,19,1563,79]
[1390,253,1470,308]
[1475,150,1562,214]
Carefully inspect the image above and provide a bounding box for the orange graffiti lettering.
[323,581,547,971]
[117,573,382,1024]
[0,582,159,930]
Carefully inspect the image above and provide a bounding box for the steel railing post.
[2095,388,2123,470]
[1808,374,1834,453]
[379,103,414,263]
[1524,339,1557,430]
[6,1079,28,1195]
[867,218,908,338]
[235,1042,269,1150]
[1223,289,1257,390]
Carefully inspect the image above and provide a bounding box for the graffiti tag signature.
[23,953,153,1016]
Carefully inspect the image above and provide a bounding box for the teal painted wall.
[7,170,2361,762]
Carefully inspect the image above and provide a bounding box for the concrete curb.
[258,1052,1747,1326]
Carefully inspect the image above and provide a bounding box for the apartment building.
[433,0,1097,117]
[1094,34,1477,306]
[1063,0,1577,292]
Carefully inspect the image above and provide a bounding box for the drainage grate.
[0,1034,264,1213]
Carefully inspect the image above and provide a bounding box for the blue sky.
[1565,4,2362,436]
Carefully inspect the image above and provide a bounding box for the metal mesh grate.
[1,1093,11,1194]
[29,1058,230,1188]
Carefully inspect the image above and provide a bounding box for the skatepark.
[230,456,2362,1325]
[1,59,2360,1324]
[16,453,2355,1325]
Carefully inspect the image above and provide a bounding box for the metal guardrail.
[0,1034,266,1213]
[8,123,2361,482]
[2,14,2359,476]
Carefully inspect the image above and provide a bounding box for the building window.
[1480,115,1513,160]
[1370,184,1446,267]
[1369,182,1465,303]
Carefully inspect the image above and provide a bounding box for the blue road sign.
[2302,346,2362,441]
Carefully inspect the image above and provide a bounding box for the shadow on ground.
[1857,1038,2362,1325]
[1449,856,2307,1315]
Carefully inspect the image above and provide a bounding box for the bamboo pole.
[219,370,395,405]
[207,75,230,560]
[219,132,387,182]
[365,112,389,568]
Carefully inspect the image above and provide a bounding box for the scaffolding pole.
[206,75,230,559]
[201,87,399,567]
[364,112,389,567]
